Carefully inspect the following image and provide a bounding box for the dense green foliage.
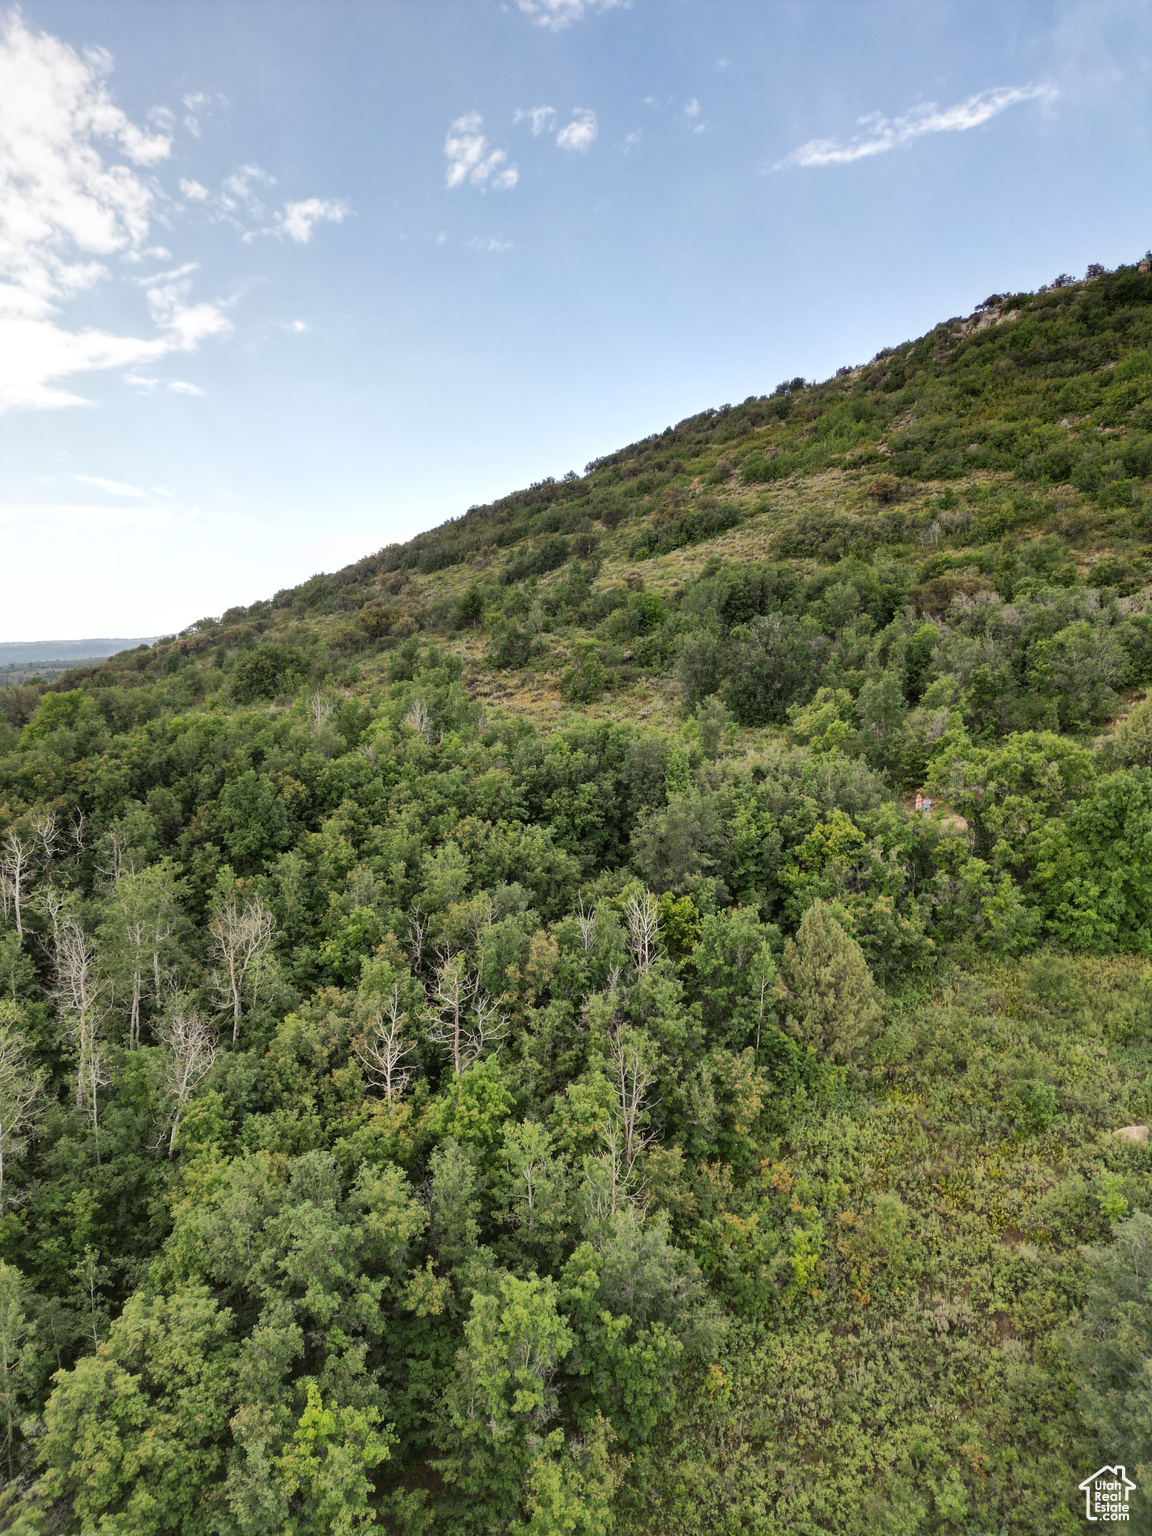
[3,259,1152,1532]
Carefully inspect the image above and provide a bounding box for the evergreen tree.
[778,900,881,1063]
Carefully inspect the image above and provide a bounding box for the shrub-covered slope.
[3,258,1152,1534]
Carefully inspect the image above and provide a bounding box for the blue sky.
[1,0,1150,640]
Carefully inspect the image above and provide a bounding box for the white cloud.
[516,0,628,31]
[144,271,231,347]
[272,198,350,243]
[74,474,149,497]
[290,319,308,332]
[684,99,708,134]
[556,109,598,151]
[167,380,202,395]
[514,105,557,136]
[132,261,199,287]
[444,114,518,190]
[220,163,275,216]
[122,245,172,264]
[188,169,349,245]
[0,13,234,412]
[467,236,513,252]
[181,91,217,138]
[775,83,1056,169]
[0,321,172,410]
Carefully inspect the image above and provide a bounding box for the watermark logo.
[1079,1466,1137,1523]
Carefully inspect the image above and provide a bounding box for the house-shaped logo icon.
[1079,1465,1137,1522]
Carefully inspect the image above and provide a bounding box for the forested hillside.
[4,257,1152,1533]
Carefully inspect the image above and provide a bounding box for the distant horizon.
[0,637,162,661]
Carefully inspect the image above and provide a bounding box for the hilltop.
[3,257,1152,1534]
[23,255,1152,749]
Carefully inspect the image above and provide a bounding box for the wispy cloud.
[184,168,351,244]
[131,262,200,288]
[467,236,513,252]
[167,380,202,396]
[684,98,707,134]
[121,245,172,265]
[445,114,518,190]
[220,163,275,218]
[774,84,1056,170]
[272,198,350,243]
[514,105,558,137]
[516,0,628,31]
[74,474,149,498]
[556,109,598,151]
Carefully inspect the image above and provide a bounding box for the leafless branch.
[156,1009,217,1156]
[32,810,59,878]
[402,699,431,740]
[426,953,507,1075]
[355,987,416,1100]
[624,888,660,972]
[0,832,31,941]
[209,894,276,1043]
[0,1022,45,1211]
[54,913,111,1162]
[575,899,597,953]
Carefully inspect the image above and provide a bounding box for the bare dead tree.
[54,913,111,1163]
[0,1019,45,1211]
[402,699,431,740]
[468,986,509,1068]
[590,1118,627,1220]
[427,954,508,1076]
[98,828,127,887]
[39,887,65,952]
[31,810,59,882]
[428,953,471,1077]
[0,832,31,941]
[210,895,276,1042]
[108,866,180,1048]
[407,905,430,975]
[624,889,660,972]
[609,1023,658,1182]
[77,1048,111,1163]
[308,692,335,730]
[575,899,597,953]
[355,987,416,1100]
[69,812,85,860]
[115,885,151,1051]
[156,1009,217,1156]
